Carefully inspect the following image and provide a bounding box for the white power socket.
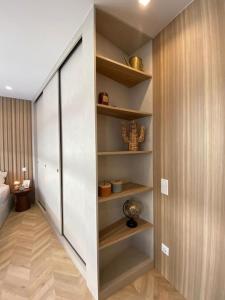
[161,243,169,256]
[161,179,169,195]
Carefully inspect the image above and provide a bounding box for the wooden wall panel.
[0,97,33,187]
[153,0,225,300]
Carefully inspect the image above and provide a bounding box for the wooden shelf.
[100,247,154,299]
[98,150,152,156]
[97,104,152,120]
[99,218,153,250]
[99,182,153,204]
[96,55,152,87]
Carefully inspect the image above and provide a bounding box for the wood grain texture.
[98,151,152,156]
[0,206,184,300]
[107,268,185,300]
[99,182,153,204]
[0,97,33,187]
[97,104,152,120]
[99,218,153,250]
[0,206,93,300]
[153,0,225,300]
[96,55,152,87]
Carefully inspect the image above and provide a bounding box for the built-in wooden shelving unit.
[99,182,153,204]
[99,218,153,250]
[100,247,153,299]
[98,150,152,156]
[97,104,152,120]
[96,16,153,297]
[96,55,152,87]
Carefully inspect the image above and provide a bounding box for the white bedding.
[0,184,11,227]
[0,184,10,206]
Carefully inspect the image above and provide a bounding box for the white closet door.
[35,93,46,208]
[60,41,87,263]
[42,73,61,231]
[35,73,61,232]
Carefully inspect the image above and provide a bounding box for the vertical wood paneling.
[153,0,225,299]
[0,97,33,187]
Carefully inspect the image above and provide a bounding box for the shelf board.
[99,218,153,250]
[98,150,152,156]
[97,104,152,120]
[99,182,153,204]
[96,55,152,87]
[100,247,154,299]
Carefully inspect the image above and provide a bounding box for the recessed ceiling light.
[139,0,151,6]
[5,85,13,90]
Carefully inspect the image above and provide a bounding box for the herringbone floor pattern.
[0,206,92,300]
[0,206,185,300]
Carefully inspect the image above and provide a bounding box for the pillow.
[0,171,7,184]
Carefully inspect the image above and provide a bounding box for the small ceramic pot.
[111,180,123,193]
[98,182,112,197]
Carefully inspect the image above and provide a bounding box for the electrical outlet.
[161,243,169,256]
[161,179,169,195]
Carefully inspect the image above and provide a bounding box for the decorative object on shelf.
[129,56,144,71]
[122,120,145,151]
[98,92,109,105]
[22,179,31,189]
[99,182,112,197]
[123,199,142,228]
[13,181,21,191]
[123,56,144,72]
[111,180,123,193]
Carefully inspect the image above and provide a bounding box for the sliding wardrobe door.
[35,93,46,208]
[35,73,61,232]
[42,73,61,231]
[60,40,87,262]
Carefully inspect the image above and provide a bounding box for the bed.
[0,183,12,228]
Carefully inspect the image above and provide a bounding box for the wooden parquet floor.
[0,206,185,300]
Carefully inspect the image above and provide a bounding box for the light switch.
[161,179,168,195]
[161,243,169,256]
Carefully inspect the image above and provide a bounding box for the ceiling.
[0,0,193,100]
[95,0,193,38]
[0,0,92,100]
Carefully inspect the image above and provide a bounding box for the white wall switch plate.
[161,178,169,195]
[161,243,169,256]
